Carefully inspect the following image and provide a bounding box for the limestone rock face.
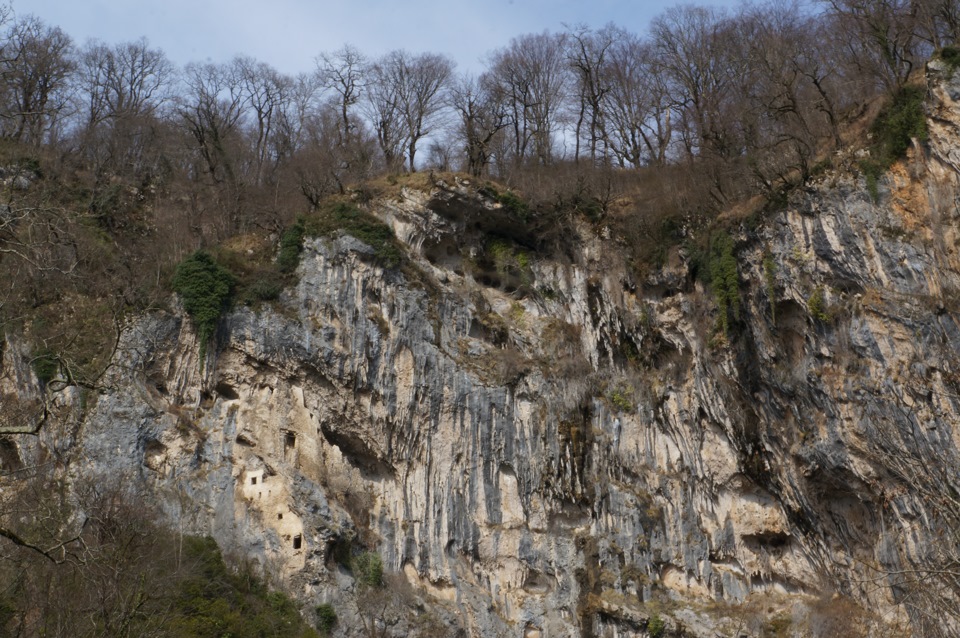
[6,69,960,638]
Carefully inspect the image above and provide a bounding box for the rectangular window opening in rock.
[293,534,302,549]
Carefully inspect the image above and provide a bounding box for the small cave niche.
[199,390,215,409]
[423,237,463,271]
[283,431,297,463]
[742,531,792,556]
[775,299,809,364]
[235,432,256,447]
[250,476,257,485]
[293,534,302,550]
[277,513,283,520]
[215,381,239,400]
[522,569,553,594]
[140,439,168,474]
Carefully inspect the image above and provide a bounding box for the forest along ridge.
[2,1,960,637]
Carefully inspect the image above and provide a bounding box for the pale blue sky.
[21,0,746,74]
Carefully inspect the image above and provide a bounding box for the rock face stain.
[6,71,960,638]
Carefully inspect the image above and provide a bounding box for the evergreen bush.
[350,551,384,588]
[860,84,928,201]
[315,603,337,636]
[703,231,740,335]
[172,251,235,355]
[277,218,306,273]
[305,203,402,267]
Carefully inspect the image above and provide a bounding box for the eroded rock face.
[5,68,960,638]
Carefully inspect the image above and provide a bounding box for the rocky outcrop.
[4,65,960,638]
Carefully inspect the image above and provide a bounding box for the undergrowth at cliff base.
[0,475,318,638]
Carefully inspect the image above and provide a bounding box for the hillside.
[1,57,959,638]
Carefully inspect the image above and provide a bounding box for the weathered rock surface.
[5,67,960,638]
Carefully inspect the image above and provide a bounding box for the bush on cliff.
[172,251,235,355]
[860,84,928,201]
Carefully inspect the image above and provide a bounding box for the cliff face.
[5,68,960,637]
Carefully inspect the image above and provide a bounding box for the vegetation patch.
[350,550,384,588]
[938,46,960,72]
[608,387,634,412]
[480,184,531,220]
[315,603,337,636]
[486,238,533,286]
[31,349,59,385]
[859,85,928,202]
[647,612,666,638]
[807,286,831,323]
[691,231,740,335]
[169,536,318,637]
[305,201,403,267]
[277,217,306,273]
[172,251,236,356]
[763,250,778,325]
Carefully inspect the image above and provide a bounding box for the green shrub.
[861,160,883,203]
[277,218,306,273]
[647,612,666,638]
[172,251,235,356]
[478,184,530,219]
[171,535,319,638]
[487,239,533,284]
[873,85,927,159]
[243,275,283,304]
[350,551,384,588]
[497,190,530,221]
[859,84,928,200]
[939,46,960,72]
[808,286,830,322]
[696,231,740,335]
[315,603,337,636]
[609,388,633,412]
[305,202,403,267]
[31,350,59,384]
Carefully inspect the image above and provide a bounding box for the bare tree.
[0,16,74,146]
[74,37,173,203]
[364,56,407,172]
[369,50,454,172]
[316,44,366,146]
[76,37,172,127]
[235,56,292,186]
[448,72,509,177]
[271,71,321,164]
[566,23,621,164]
[178,61,247,187]
[733,2,848,188]
[916,0,960,46]
[176,61,250,234]
[488,32,570,169]
[296,100,377,204]
[603,33,673,168]
[823,0,925,92]
[651,6,735,160]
